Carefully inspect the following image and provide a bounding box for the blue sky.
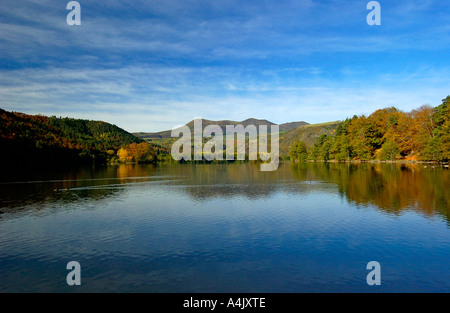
[0,0,449,132]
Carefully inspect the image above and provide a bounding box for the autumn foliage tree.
[117,142,156,164]
[303,96,450,162]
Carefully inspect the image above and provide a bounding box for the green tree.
[425,96,450,161]
[290,141,308,162]
[422,136,442,161]
[311,134,332,161]
[379,140,400,161]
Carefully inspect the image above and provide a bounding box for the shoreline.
[298,159,449,166]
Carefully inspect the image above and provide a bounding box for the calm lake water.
[0,162,449,292]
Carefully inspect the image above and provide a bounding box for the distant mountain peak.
[133,118,309,139]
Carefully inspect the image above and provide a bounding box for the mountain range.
[133,118,310,140]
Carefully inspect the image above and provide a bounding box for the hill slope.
[280,121,342,156]
[0,108,143,165]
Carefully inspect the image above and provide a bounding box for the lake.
[0,162,449,292]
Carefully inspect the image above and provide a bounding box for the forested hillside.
[0,109,156,165]
[289,96,450,163]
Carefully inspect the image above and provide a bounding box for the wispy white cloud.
[1,65,449,132]
[0,0,450,132]
[1,0,449,63]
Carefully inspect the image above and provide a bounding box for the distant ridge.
[279,121,342,156]
[134,118,309,140]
